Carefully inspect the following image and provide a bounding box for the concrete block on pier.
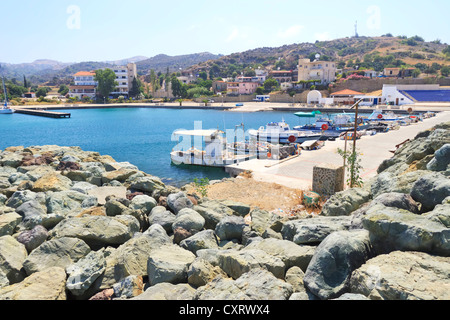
[312,164,345,197]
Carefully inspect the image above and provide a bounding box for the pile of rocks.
[0,120,449,300]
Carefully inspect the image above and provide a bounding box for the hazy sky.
[1,0,449,64]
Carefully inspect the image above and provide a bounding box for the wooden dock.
[14,108,71,118]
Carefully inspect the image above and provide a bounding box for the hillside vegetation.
[185,35,450,78]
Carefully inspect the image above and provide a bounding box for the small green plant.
[193,178,210,198]
[338,148,364,188]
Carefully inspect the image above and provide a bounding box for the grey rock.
[167,192,193,214]
[180,229,219,254]
[71,181,98,194]
[321,188,372,216]
[112,275,144,299]
[49,215,140,248]
[362,203,450,256]
[303,230,373,300]
[219,199,251,217]
[129,176,165,194]
[215,215,246,242]
[285,266,306,293]
[66,249,106,297]
[281,216,352,245]
[216,249,285,279]
[194,200,235,229]
[410,172,450,212]
[249,208,281,236]
[427,144,450,171]
[147,244,196,285]
[172,208,205,232]
[194,276,250,300]
[244,238,315,272]
[23,237,91,276]
[350,251,450,300]
[148,206,176,232]
[15,200,47,230]
[332,293,370,300]
[5,190,37,209]
[372,192,420,214]
[129,195,157,215]
[234,268,293,300]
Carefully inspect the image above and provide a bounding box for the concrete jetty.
[225,111,450,190]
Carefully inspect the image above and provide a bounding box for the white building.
[110,63,138,98]
[69,71,97,99]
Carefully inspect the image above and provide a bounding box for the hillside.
[135,52,222,74]
[185,35,450,78]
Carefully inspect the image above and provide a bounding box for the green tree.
[23,75,28,89]
[441,66,450,77]
[58,84,69,96]
[129,78,142,98]
[412,69,421,78]
[94,69,118,102]
[171,75,186,98]
[263,78,278,91]
[199,71,208,81]
[35,87,49,98]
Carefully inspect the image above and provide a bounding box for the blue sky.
[1,0,449,64]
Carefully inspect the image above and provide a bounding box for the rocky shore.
[0,121,449,300]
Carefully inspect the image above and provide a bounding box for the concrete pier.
[225,111,450,190]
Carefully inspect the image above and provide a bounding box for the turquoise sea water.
[0,107,333,186]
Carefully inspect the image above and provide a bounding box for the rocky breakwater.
[0,122,448,301]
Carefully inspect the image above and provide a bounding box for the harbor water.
[0,107,363,186]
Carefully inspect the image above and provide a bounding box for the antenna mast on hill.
[354,21,359,38]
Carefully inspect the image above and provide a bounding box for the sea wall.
[0,121,449,301]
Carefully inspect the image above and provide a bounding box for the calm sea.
[0,107,342,186]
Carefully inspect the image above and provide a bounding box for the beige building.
[297,58,336,84]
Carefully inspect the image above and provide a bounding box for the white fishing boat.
[171,129,254,167]
[249,121,320,144]
[366,110,406,122]
[1,77,15,114]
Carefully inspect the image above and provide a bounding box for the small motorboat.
[1,77,15,114]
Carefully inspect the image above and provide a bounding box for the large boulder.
[66,249,107,297]
[371,170,430,198]
[193,200,235,229]
[281,216,352,245]
[172,208,205,233]
[0,267,67,300]
[0,212,22,236]
[0,235,28,284]
[96,226,171,289]
[167,192,193,214]
[410,172,450,212]
[31,173,72,192]
[362,203,450,256]
[129,176,165,194]
[350,251,450,300]
[23,237,91,275]
[179,229,219,254]
[132,283,196,300]
[321,188,372,216]
[215,215,246,242]
[371,192,420,214]
[303,230,373,300]
[147,244,196,285]
[216,249,285,280]
[49,215,140,248]
[16,225,49,253]
[187,258,228,288]
[244,238,315,272]
[148,206,176,233]
[427,144,450,171]
[129,195,157,215]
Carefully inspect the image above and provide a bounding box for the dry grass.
[186,176,326,217]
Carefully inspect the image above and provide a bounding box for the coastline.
[12,101,450,113]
